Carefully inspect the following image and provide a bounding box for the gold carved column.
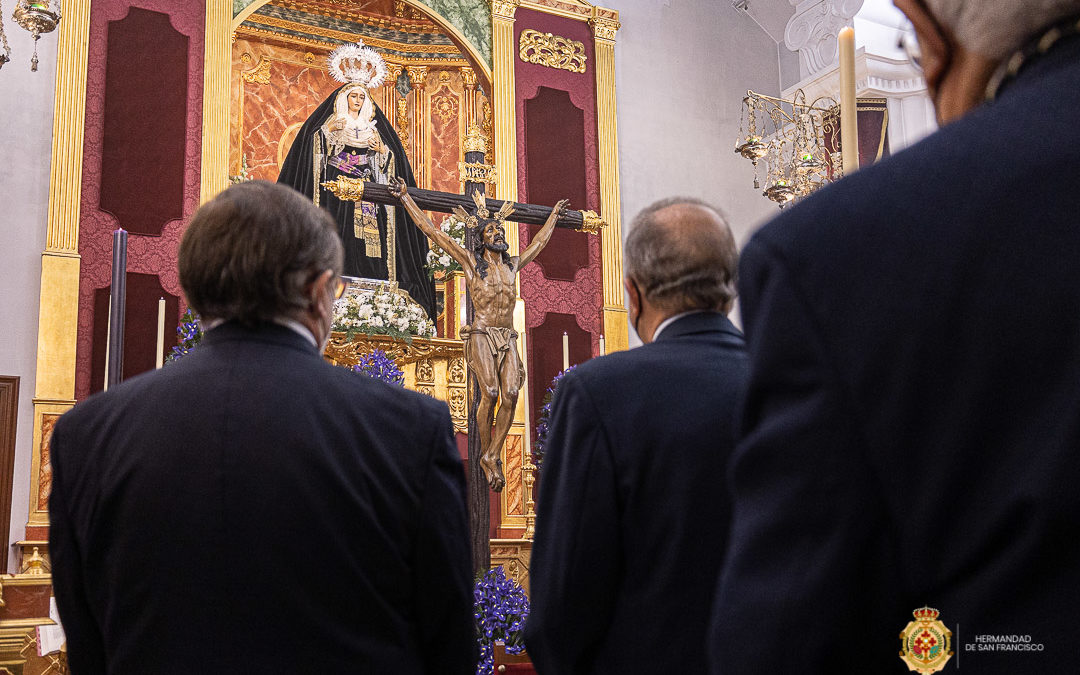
[202,0,232,204]
[491,0,519,252]
[407,65,429,188]
[461,66,479,129]
[27,0,91,534]
[383,62,403,123]
[590,11,628,353]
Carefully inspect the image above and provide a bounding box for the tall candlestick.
[107,228,128,389]
[103,297,111,392]
[838,26,860,176]
[562,332,569,371]
[155,297,166,369]
[599,334,606,356]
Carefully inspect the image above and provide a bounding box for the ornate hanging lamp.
[0,1,12,69]
[734,89,840,208]
[13,0,61,71]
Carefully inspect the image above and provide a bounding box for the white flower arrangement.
[425,213,467,279]
[333,284,436,340]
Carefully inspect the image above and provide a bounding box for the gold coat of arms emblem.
[899,607,954,673]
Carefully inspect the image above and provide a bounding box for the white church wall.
[0,28,58,571]
[612,0,786,341]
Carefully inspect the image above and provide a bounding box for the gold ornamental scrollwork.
[448,357,466,384]
[396,98,411,153]
[491,0,520,20]
[458,162,498,185]
[576,210,606,235]
[241,56,273,84]
[590,16,621,42]
[406,65,429,89]
[416,358,435,383]
[448,389,467,430]
[324,333,464,367]
[461,67,478,88]
[463,125,488,154]
[519,29,587,74]
[321,176,365,202]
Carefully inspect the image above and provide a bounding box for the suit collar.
[201,320,322,357]
[653,311,742,342]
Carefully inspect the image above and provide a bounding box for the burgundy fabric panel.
[857,107,890,165]
[76,0,204,400]
[90,273,180,394]
[514,6,601,290]
[514,7,599,217]
[99,8,188,236]
[527,313,592,449]
[524,87,589,280]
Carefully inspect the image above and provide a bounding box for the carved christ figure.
[391,178,569,491]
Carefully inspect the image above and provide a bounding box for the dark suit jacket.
[525,312,748,674]
[711,34,1080,675]
[50,322,475,674]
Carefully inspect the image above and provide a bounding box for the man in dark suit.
[49,181,475,673]
[711,1,1080,673]
[525,198,748,673]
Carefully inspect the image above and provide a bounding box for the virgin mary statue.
[278,41,436,320]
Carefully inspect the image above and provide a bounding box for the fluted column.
[28,0,91,531]
[201,0,232,203]
[490,0,519,253]
[407,65,429,188]
[382,62,403,121]
[590,11,628,353]
[461,66,479,128]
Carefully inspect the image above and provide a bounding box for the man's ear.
[307,269,334,310]
[894,0,951,96]
[623,276,640,315]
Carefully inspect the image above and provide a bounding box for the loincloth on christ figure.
[460,325,525,381]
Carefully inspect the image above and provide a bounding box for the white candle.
[155,297,166,369]
[562,332,569,371]
[838,26,860,176]
[599,334,606,356]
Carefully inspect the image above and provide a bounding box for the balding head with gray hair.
[624,197,738,315]
[922,0,1080,60]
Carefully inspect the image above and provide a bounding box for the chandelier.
[734,89,841,208]
[12,0,61,71]
[0,2,10,69]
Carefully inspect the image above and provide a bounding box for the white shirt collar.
[651,310,706,342]
[202,317,317,347]
[273,317,318,347]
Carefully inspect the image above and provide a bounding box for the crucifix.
[324,126,603,571]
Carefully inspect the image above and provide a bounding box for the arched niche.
[232,0,492,87]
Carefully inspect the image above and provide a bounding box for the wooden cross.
[324,132,603,571]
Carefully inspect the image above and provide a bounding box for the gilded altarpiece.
[229,0,534,542]
[25,3,621,626]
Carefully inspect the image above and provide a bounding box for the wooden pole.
[349,181,594,230]
[462,144,491,574]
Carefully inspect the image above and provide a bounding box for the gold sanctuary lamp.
[13,0,61,71]
[735,89,839,207]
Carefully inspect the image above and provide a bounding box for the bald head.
[921,0,1080,60]
[624,197,738,315]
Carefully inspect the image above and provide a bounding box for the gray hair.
[624,197,738,313]
[179,180,343,325]
[923,0,1080,60]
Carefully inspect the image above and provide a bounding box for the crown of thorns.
[452,191,515,228]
